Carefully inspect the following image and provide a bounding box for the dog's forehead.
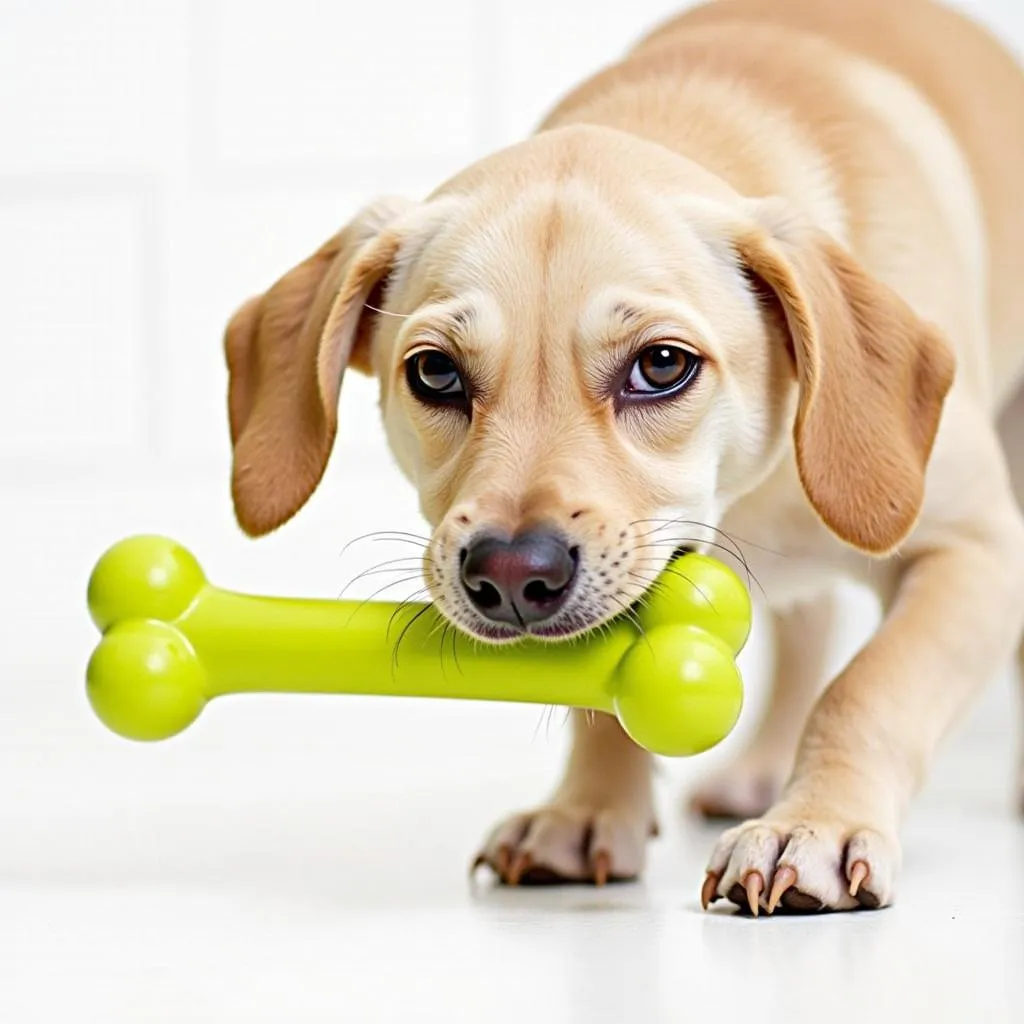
[445,183,697,283]
[407,183,729,343]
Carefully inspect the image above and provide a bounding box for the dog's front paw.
[702,810,900,914]
[473,802,656,886]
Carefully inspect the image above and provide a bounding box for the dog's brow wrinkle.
[442,307,478,345]
[611,302,640,324]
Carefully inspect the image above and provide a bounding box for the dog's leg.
[474,710,655,884]
[704,486,1024,913]
[689,594,835,820]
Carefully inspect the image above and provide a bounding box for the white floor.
[2,473,1022,1023]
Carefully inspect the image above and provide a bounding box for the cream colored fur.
[223,0,1024,912]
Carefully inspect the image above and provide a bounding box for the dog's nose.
[460,529,578,627]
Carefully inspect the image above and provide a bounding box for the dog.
[222,0,1024,914]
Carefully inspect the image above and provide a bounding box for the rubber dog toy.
[85,536,750,757]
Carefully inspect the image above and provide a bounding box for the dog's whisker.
[339,557,432,598]
[425,611,453,643]
[391,601,436,673]
[624,564,717,610]
[339,532,428,557]
[386,586,433,640]
[449,617,465,675]
[631,518,753,572]
[630,517,787,558]
[340,529,431,558]
[627,533,763,597]
[370,536,431,550]
[626,524,749,573]
[341,575,430,628]
[631,537,739,560]
[607,594,650,650]
[436,619,456,685]
[533,704,555,744]
[363,301,413,319]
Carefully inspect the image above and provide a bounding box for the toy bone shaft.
[184,586,634,711]
[86,536,750,756]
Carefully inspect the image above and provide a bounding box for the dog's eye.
[406,349,466,402]
[626,344,701,395]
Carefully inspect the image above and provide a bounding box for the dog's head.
[225,125,954,641]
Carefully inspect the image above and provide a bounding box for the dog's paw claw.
[767,864,797,913]
[496,844,513,878]
[507,851,533,886]
[743,870,764,916]
[847,859,869,898]
[701,871,720,910]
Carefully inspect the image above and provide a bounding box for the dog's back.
[547,0,1024,407]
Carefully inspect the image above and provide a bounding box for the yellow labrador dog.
[223,0,1024,914]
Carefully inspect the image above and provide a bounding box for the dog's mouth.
[449,545,695,644]
[452,609,593,644]
[463,619,578,643]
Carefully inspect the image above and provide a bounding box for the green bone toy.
[85,535,750,756]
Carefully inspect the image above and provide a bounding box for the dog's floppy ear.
[734,204,956,554]
[224,196,412,537]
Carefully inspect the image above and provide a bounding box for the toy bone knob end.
[86,536,208,741]
[612,624,743,757]
[88,535,207,632]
